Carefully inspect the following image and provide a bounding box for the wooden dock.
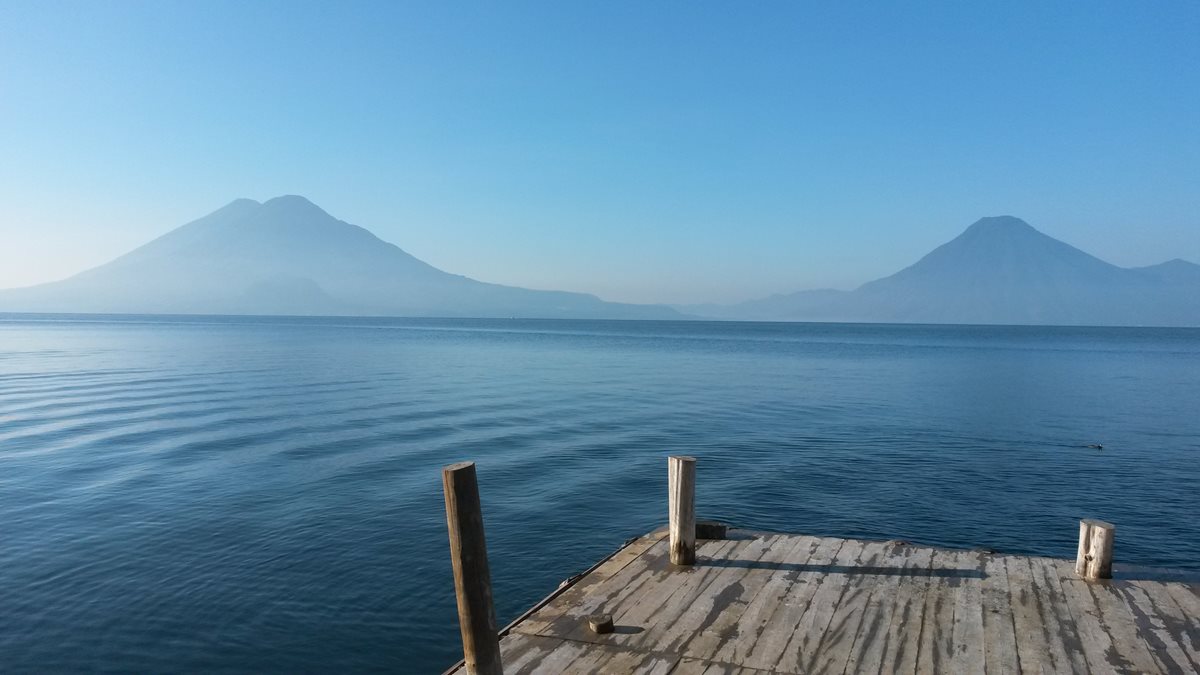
[441,460,1199,674]
[449,528,1198,674]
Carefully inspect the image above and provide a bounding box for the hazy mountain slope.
[850,216,1128,324]
[1131,259,1200,285]
[677,289,850,321]
[0,196,681,319]
[690,216,1200,326]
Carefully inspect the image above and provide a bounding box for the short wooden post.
[668,455,697,566]
[442,462,504,675]
[1075,519,1115,580]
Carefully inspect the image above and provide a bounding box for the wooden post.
[668,455,697,566]
[442,462,504,675]
[1075,519,1115,580]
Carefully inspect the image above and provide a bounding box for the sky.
[1,2,1197,305]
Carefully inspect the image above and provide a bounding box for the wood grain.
[446,529,1199,675]
[668,456,697,566]
[442,462,503,675]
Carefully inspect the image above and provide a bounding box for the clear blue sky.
[1,2,1197,304]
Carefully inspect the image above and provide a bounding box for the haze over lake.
[2,315,1197,672]
[3,3,1199,673]
[3,197,1197,326]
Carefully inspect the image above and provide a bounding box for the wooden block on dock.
[694,520,727,540]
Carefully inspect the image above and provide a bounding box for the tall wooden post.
[1075,519,1115,580]
[443,462,504,675]
[668,455,697,566]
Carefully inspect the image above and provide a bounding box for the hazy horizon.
[11,196,1195,307]
[2,3,1198,304]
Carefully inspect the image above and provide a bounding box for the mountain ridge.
[0,196,681,320]
[681,216,1200,326]
[3,206,1197,326]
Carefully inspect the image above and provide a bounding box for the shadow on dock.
[442,457,1200,675]
[696,557,986,578]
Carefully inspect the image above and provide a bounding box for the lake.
[1,315,1198,672]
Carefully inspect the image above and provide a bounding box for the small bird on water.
[1086,443,1103,449]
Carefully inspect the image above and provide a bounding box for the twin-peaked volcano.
[685,216,1200,326]
[0,196,680,319]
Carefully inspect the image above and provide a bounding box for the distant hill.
[0,196,681,319]
[681,216,1200,326]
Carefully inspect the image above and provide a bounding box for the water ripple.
[1,317,1198,673]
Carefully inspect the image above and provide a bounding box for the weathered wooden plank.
[552,640,612,673]
[680,535,822,662]
[770,538,871,674]
[1011,554,1092,673]
[493,633,679,674]
[979,554,1020,675]
[1004,554,1057,674]
[877,545,935,675]
[807,539,893,674]
[534,539,678,639]
[564,639,677,674]
[1034,555,1093,673]
[1162,581,1200,656]
[834,541,920,674]
[494,632,563,673]
[569,530,667,587]
[590,539,742,646]
[647,534,794,654]
[948,550,987,675]
[707,535,843,667]
[602,647,679,675]
[469,528,1199,675]
[669,657,775,674]
[503,633,588,673]
[1163,581,1200,614]
[840,541,911,674]
[1115,580,1199,673]
[515,532,666,635]
[915,548,960,674]
[1061,575,1163,674]
[1055,563,1123,675]
[526,538,736,646]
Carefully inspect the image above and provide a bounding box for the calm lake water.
[1,315,1198,672]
